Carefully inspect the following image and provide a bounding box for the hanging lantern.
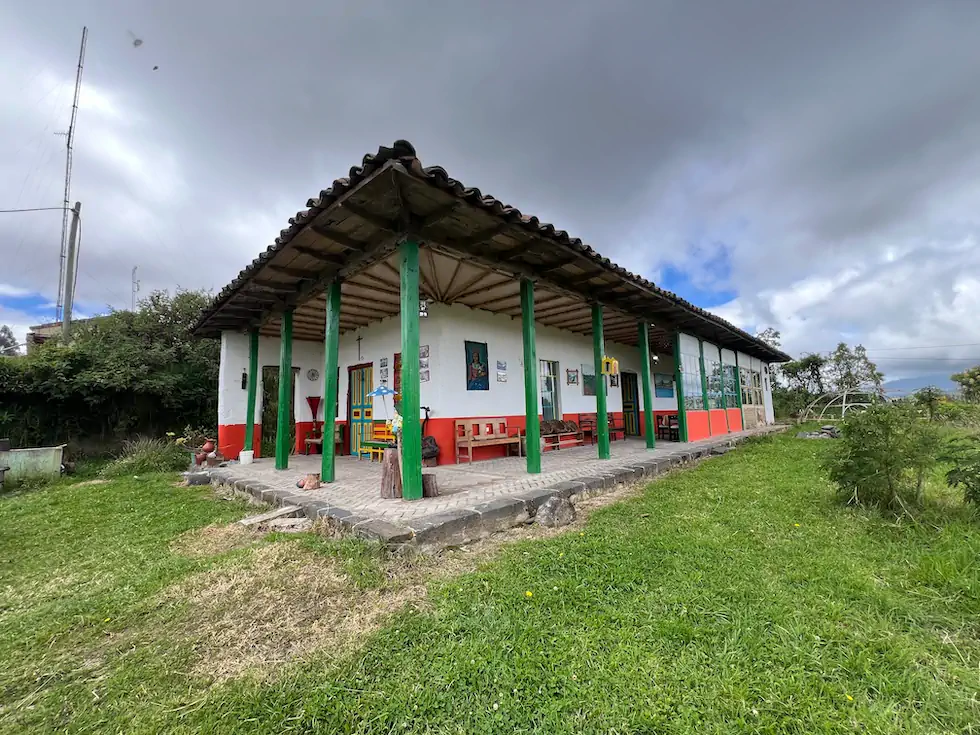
[601,356,619,375]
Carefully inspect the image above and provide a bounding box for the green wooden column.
[638,321,656,449]
[734,351,745,429]
[592,303,611,459]
[321,280,341,482]
[698,338,712,436]
[718,345,731,432]
[243,330,259,454]
[400,239,423,500]
[521,279,542,474]
[275,309,293,470]
[672,332,689,443]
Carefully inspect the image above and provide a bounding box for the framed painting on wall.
[464,340,489,391]
[582,363,597,396]
[566,368,579,385]
[654,372,674,398]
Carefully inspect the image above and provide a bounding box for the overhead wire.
[0,206,67,214]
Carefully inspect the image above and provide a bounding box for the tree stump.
[380,448,402,498]
[422,473,439,498]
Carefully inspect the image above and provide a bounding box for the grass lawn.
[1,433,978,733]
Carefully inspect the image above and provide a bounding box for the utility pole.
[131,266,140,310]
[61,202,82,340]
[56,27,88,322]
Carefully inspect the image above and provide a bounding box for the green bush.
[99,437,190,478]
[825,403,940,512]
[936,399,980,427]
[941,434,980,506]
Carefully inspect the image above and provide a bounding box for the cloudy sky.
[3,1,980,381]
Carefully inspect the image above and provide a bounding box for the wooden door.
[622,371,640,436]
[348,364,374,457]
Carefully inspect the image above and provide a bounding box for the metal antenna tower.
[56,27,88,321]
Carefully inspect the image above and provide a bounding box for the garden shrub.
[100,437,190,478]
[825,403,940,511]
[941,434,980,506]
[936,399,980,428]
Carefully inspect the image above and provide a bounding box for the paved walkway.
[207,426,783,547]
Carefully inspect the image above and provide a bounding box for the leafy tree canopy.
[0,290,217,448]
[952,365,980,403]
[0,324,18,355]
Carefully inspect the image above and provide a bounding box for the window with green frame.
[706,360,724,409]
[723,364,739,407]
[680,352,703,411]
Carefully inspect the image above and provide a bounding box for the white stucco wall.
[218,302,682,427]
[218,332,328,426]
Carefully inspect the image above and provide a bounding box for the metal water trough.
[0,440,66,487]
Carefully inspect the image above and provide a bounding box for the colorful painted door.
[622,371,640,436]
[348,365,374,456]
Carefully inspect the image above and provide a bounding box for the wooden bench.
[361,422,396,462]
[540,419,584,451]
[304,424,345,456]
[577,413,627,443]
[455,417,523,464]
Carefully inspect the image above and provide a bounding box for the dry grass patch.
[162,542,426,681]
[154,478,661,682]
[170,523,259,558]
[70,479,109,487]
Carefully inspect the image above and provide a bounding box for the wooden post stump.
[421,473,439,498]
[380,448,402,498]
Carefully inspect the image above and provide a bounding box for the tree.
[0,324,18,356]
[755,327,782,384]
[827,343,883,392]
[781,353,827,394]
[951,365,980,403]
[755,327,781,350]
[0,289,218,448]
[912,386,945,421]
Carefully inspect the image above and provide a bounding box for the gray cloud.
[2,1,980,378]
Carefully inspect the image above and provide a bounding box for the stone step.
[238,504,304,528]
[261,516,314,532]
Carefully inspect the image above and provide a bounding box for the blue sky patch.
[655,242,737,308]
[0,289,97,325]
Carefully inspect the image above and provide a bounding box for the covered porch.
[208,425,784,545]
[194,141,788,501]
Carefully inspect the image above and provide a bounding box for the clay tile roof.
[193,140,789,362]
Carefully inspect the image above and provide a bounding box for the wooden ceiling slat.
[346,271,400,295]
[292,246,347,265]
[469,290,521,310]
[452,276,515,302]
[443,268,497,302]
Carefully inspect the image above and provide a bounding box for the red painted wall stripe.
[708,409,729,437]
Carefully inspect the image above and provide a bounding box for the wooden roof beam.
[451,276,515,302]
[266,264,315,278]
[340,202,399,232]
[294,244,351,264]
[535,302,587,320]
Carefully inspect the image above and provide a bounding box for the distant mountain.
[883,373,959,397]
